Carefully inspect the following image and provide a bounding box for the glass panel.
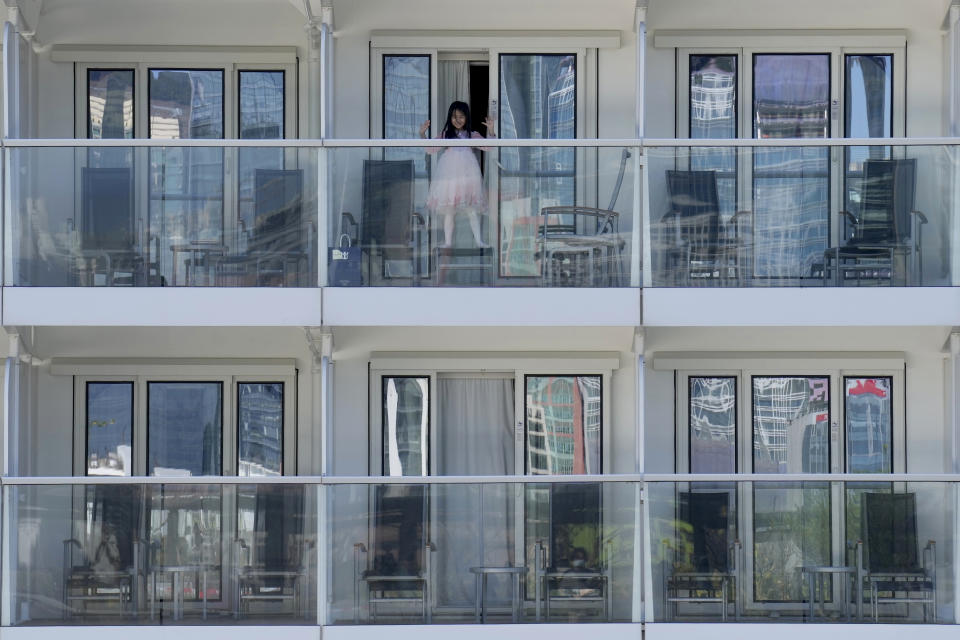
[689,376,736,473]
[845,376,892,473]
[844,55,894,240]
[382,376,429,476]
[753,482,831,603]
[752,376,830,473]
[384,55,431,173]
[236,483,317,622]
[325,144,634,288]
[10,482,320,625]
[147,484,223,603]
[88,69,134,139]
[328,481,637,624]
[689,55,737,217]
[525,375,601,475]
[753,54,830,280]
[437,377,514,475]
[86,382,134,476]
[149,70,224,285]
[499,54,577,277]
[10,145,318,287]
[238,71,286,255]
[239,70,284,139]
[644,143,953,287]
[238,382,284,477]
[148,382,222,476]
[149,69,224,139]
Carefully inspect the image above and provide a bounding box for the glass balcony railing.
[325,143,638,287]
[3,476,958,627]
[7,481,320,626]
[6,144,319,287]
[326,480,640,625]
[646,479,956,624]
[645,142,955,287]
[8,138,960,289]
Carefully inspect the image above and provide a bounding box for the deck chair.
[824,159,927,285]
[536,149,631,286]
[78,167,142,286]
[664,490,739,621]
[857,492,937,622]
[534,483,611,622]
[358,160,426,283]
[658,170,750,285]
[354,485,435,623]
[243,169,306,286]
[62,485,144,619]
[234,484,310,619]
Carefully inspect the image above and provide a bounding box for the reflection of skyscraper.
[238,382,284,477]
[526,376,601,475]
[753,377,829,473]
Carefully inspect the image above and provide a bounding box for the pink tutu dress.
[426,130,487,211]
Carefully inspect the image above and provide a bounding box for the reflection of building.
[238,383,284,476]
[526,376,600,475]
[753,377,829,473]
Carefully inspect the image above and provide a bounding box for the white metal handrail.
[4,472,960,485]
[3,136,960,148]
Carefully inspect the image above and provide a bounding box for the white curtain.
[435,378,514,607]
[438,60,470,119]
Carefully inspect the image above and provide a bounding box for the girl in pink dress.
[420,101,495,248]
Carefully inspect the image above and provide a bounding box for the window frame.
[75,59,297,140]
[70,361,296,477]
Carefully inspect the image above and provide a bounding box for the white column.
[632,328,648,622]
[950,332,960,624]
[635,1,647,138]
[3,333,20,476]
[2,20,19,139]
[949,2,960,284]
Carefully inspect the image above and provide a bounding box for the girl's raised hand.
[419,120,430,138]
[483,116,495,136]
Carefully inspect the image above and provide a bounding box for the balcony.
[4,475,957,632]
[5,138,960,326]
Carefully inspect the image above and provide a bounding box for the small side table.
[469,566,527,623]
[800,565,856,621]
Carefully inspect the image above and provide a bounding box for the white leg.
[465,208,489,248]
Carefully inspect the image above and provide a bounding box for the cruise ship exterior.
[0,1,958,639]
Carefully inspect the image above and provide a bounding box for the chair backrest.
[81,167,134,252]
[360,160,415,261]
[665,170,721,259]
[548,483,602,571]
[678,490,732,573]
[369,485,427,577]
[862,492,920,574]
[857,158,916,244]
[606,149,632,211]
[251,169,303,253]
[242,484,305,571]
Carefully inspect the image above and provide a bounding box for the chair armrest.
[911,209,929,225]
[838,210,859,226]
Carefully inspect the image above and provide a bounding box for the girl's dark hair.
[441,100,472,139]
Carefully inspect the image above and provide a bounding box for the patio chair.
[857,492,937,622]
[665,490,739,621]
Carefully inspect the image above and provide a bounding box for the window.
[370,354,614,476]
[76,55,296,139]
[70,362,295,477]
[86,382,134,476]
[688,376,736,473]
